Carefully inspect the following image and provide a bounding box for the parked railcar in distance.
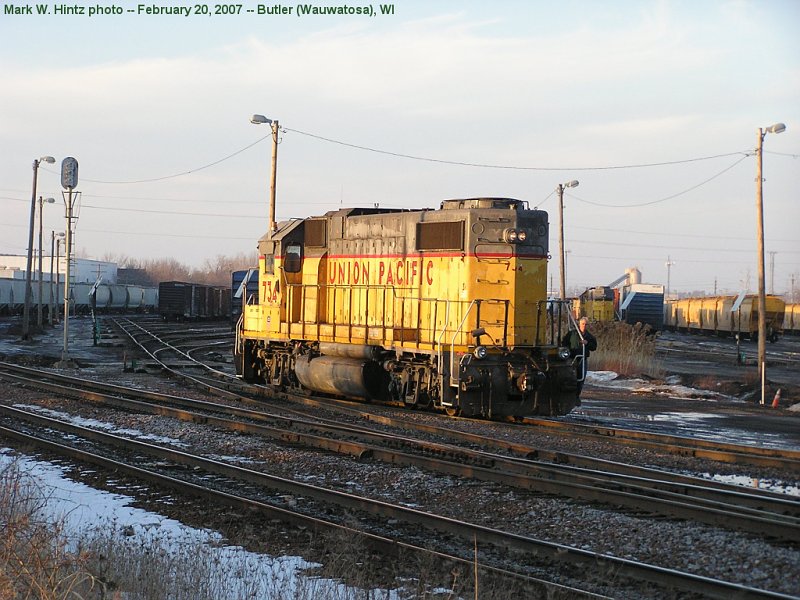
[0,278,157,316]
[784,304,800,335]
[664,294,785,341]
[574,286,616,323]
[620,283,664,331]
[231,269,259,325]
[158,281,231,321]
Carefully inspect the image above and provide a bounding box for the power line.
[567,237,800,254]
[40,134,272,184]
[568,253,772,265]
[285,126,752,171]
[571,224,796,244]
[33,130,759,186]
[565,155,750,208]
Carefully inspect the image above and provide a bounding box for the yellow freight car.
[784,304,800,335]
[236,198,579,418]
[664,294,785,341]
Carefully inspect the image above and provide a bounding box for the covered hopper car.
[236,198,580,418]
[784,304,800,335]
[0,278,157,315]
[664,294,784,341]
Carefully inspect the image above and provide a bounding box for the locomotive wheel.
[445,407,461,417]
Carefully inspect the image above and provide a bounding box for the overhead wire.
[564,154,750,208]
[283,127,752,171]
[40,134,273,184]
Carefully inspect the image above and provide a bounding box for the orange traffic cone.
[772,389,782,408]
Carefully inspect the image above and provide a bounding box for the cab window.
[284,244,302,273]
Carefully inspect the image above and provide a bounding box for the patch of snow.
[0,448,400,599]
[585,371,618,383]
[584,374,737,401]
[698,472,799,497]
[12,404,189,447]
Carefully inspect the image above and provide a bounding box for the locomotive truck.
[235,198,579,418]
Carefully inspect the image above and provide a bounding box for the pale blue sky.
[1,0,798,294]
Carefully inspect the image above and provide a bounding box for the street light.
[755,122,785,405]
[23,155,55,340]
[556,180,579,300]
[37,197,55,327]
[251,114,280,234]
[49,231,65,326]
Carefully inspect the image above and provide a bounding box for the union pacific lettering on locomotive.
[235,198,580,418]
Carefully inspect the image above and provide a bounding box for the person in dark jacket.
[561,317,598,398]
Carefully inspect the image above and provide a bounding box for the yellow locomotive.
[235,198,579,418]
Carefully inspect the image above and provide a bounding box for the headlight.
[503,228,529,243]
[558,347,571,360]
[473,346,488,360]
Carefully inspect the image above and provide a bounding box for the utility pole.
[23,155,55,339]
[250,114,280,234]
[665,256,675,299]
[556,180,579,300]
[755,122,786,406]
[768,251,777,295]
[37,196,55,327]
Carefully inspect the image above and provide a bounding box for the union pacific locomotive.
[235,198,579,418]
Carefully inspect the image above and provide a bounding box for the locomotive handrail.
[563,309,587,383]
[234,312,244,354]
[448,299,477,389]
[279,278,513,360]
[435,299,451,382]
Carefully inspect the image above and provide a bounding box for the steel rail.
[0,411,793,600]
[4,359,795,510]
[111,318,247,400]
[0,425,603,600]
[117,318,234,378]
[3,359,792,506]
[116,319,800,473]
[276,390,800,476]
[116,316,798,473]
[2,364,798,542]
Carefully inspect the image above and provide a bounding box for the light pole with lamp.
[556,180,579,300]
[37,196,55,327]
[23,155,55,339]
[755,122,785,405]
[250,114,280,234]
[49,231,65,326]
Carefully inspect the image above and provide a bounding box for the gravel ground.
[3,378,799,598]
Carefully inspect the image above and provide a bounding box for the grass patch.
[588,321,663,378]
[0,458,98,599]
[2,455,551,599]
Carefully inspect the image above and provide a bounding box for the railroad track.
[1,362,798,541]
[0,395,795,599]
[111,316,252,399]
[113,316,800,476]
[657,334,800,368]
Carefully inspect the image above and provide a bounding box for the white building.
[0,255,117,284]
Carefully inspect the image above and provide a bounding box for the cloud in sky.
[0,1,798,294]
